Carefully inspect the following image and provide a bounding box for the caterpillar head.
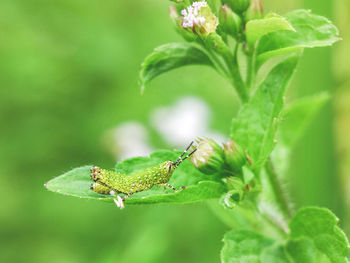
[90,166,102,182]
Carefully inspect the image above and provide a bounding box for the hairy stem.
[258,205,290,237]
[265,158,294,220]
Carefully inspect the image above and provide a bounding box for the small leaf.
[231,55,299,171]
[246,13,295,47]
[221,230,274,263]
[242,166,254,184]
[286,238,317,263]
[139,43,213,92]
[256,9,341,68]
[279,92,330,147]
[45,150,226,205]
[289,207,350,263]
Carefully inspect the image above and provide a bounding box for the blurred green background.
[0,0,349,262]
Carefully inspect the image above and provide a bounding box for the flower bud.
[190,138,225,175]
[223,139,248,173]
[169,5,179,21]
[219,5,242,38]
[245,0,263,21]
[222,0,251,14]
[181,1,219,35]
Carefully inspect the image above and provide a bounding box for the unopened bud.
[219,5,242,38]
[223,139,248,172]
[245,0,263,21]
[181,1,219,35]
[169,5,179,21]
[222,0,251,14]
[190,138,224,175]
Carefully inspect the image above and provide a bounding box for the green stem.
[199,34,248,103]
[229,69,248,103]
[208,199,288,239]
[225,43,249,103]
[246,53,254,90]
[265,158,294,220]
[206,48,231,78]
[197,38,231,79]
[258,206,290,237]
[245,41,258,91]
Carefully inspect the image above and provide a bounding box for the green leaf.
[220,208,350,263]
[221,230,274,263]
[279,92,330,147]
[261,244,291,263]
[45,150,226,205]
[256,9,340,68]
[289,207,350,263]
[139,43,213,92]
[246,13,295,47]
[242,165,254,184]
[231,55,299,171]
[286,238,318,263]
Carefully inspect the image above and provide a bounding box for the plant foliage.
[45,0,348,261]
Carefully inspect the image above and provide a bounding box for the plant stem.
[205,47,231,78]
[199,36,248,103]
[258,205,290,237]
[265,158,294,220]
[246,53,254,90]
[229,67,248,102]
[225,43,249,103]
[198,38,231,79]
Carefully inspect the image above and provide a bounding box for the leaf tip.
[44,180,52,190]
[140,84,145,95]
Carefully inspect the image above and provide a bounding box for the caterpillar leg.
[122,183,137,201]
[113,195,125,209]
[108,190,125,210]
[90,182,112,195]
[157,183,186,192]
[112,183,138,209]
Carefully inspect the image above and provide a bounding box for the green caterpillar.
[90,142,196,209]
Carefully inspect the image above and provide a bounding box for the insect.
[90,141,196,209]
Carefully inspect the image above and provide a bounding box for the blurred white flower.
[150,96,227,148]
[105,122,153,160]
[105,97,226,160]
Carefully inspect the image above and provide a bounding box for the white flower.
[180,1,218,35]
[181,1,208,28]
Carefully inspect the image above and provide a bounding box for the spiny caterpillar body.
[90,142,196,209]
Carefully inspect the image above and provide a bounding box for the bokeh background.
[1,0,349,262]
